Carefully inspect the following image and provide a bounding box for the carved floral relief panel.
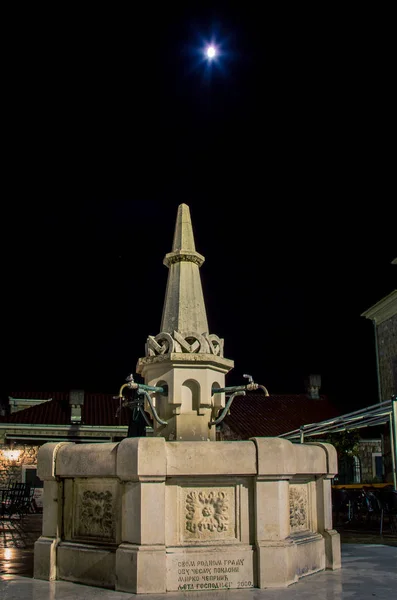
[73,479,119,543]
[289,484,309,533]
[182,486,236,543]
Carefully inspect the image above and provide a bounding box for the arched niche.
[211,380,223,407]
[154,379,168,419]
[181,379,201,413]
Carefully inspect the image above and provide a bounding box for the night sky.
[3,7,395,413]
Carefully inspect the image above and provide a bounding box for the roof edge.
[361,290,397,323]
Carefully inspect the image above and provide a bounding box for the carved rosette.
[289,485,309,533]
[75,489,115,541]
[184,489,234,541]
[146,331,224,357]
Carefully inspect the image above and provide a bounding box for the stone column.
[34,442,73,580]
[115,437,166,594]
[251,438,297,588]
[310,442,341,570]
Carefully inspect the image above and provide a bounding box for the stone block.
[57,542,115,589]
[316,477,333,531]
[37,442,73,481]
[41,480,62,538]
[34,536,58,581]
[255,480,290,541]
[307,442,338,477]
[166,547,254,592]
[165,477,252,547]
[56,443,118,477]
[294,533,325,578]
[252,438,296,477]
[116,544,166,594]
[63,478,121,544]
[256,540,297,588]
[322,529,342,570]
[117,437,166,481]
[166,441,256,476]
[294,444,327,474]
[122,481,165,545]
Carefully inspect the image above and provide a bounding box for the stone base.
[57,542,116,589]
[166,546,255,592]
[294,532,325,579]
[256,533,325,588]
[34,536,58,581]
[323,529,342,570]
[116,544,166,594]
[256,540,297,588]
[35,436,341,594]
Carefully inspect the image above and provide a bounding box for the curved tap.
[211,374,269,396]
[208,391,246,428]
[115,374,169,426]
[209,374,269,428]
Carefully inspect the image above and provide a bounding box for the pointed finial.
[171,204,196,252]
[160,203,208,334]
[163,204,205,268]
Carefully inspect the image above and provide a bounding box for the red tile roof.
[3,392,130,426]
[221,393,340,439]
[2,391,340,439]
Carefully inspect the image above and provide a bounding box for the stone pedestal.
[137,353,234,441]
[34,436,341,593]
[34,442,71,581]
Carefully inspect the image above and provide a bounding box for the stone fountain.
[34,204,341,594]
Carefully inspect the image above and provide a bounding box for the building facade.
[0,390,131,506]
[361,257,397,483]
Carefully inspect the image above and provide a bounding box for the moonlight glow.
[206,45,217,59]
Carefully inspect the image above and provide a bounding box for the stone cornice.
[361,290,397,324]
[137,353,234,374]
[0,424,128,435]
[146,330,224,357]
[163,249,205,267]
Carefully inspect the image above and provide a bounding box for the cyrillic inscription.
[167,552,254,591]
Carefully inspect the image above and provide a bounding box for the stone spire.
[169,202,199,257]
[138,203,233,441]
[144,203,225,358]
[160,204,209,335]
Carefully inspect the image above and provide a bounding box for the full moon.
[206,45,216,59]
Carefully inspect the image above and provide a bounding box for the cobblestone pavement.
[1,545,397,600]
[339,529,397,546]
[0,513,396,579]
[0,514,41,577]
[0,515,42,548]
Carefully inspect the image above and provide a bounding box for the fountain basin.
[34,437,340,593]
